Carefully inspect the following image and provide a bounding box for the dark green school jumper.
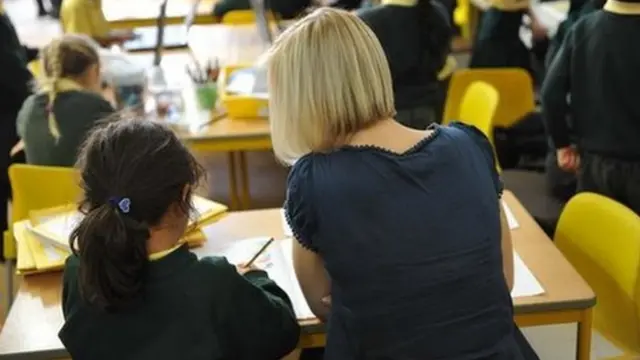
[357,1,452,129]
[17,90,114,167]
[470,8,532,72]
[59,245,301,360]
[542,5,640,214]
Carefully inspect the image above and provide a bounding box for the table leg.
[227,152,240,210]
[576,308,593,360]
[5,260,14,307]
[238,151,251,209]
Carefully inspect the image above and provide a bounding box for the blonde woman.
[16,34,114,167]
[268,8,534,359]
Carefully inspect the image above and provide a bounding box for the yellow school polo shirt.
[60,0,110,38]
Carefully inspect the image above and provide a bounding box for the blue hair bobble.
[108,197,131,214]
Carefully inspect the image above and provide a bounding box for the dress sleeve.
[284,156,319,252]
[451,122,504,198]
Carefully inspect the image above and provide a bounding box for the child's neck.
[147,229,181,255]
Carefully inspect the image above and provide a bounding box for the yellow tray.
[219,64,269,119]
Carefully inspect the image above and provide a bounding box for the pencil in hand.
[244,237,275,268]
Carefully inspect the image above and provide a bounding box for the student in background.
[0,1,36,240]
[470,0,547,76]
[542,0,640,214]
[59,119,300,360]
[212,0,311,20]
[545,0,605,67]
[17,34,115,167]
[357,0,451,129]
[541,0,605,201]
[268,8,537,359]
[60,0,134,47]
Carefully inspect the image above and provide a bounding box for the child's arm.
[61,255,81,318]
[219,258,300,360]
[541,28,574,152]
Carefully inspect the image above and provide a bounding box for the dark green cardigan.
[59,246,301,360]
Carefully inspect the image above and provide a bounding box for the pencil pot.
[195,82,218,110]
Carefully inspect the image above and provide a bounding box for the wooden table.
[129,37,270,209]
[0,191,596,360]
[104,0,217,29]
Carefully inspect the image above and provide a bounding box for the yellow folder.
[27,196,227,253]
[14,220,67,274]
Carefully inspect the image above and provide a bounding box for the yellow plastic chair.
[4,165,80,303]
[443,68,535,128]
[453,0,471,40]
[445,81,499,142]
[221,9,277,24]
[555,193,640,356]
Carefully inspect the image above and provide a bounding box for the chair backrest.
[456,81,499,143]
[9,164,81,223]
[221,9,276,24]
[555,193,640,354]
[443,68,535,128]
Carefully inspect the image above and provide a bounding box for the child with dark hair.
[542,0,640,213]
[58,119,300,360]
[17,34,114,167]
[357,0,452,129]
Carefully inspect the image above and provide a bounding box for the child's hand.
[530,18,548,40]
[236,263,260,275]
[557,147,580,172]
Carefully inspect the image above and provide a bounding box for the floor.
[2,0,630,358]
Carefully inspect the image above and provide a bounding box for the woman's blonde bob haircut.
[263,8,396,165]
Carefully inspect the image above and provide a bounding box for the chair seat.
[502,169,566,237]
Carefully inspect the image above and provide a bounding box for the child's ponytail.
[44,40,62,140]
[70,197,149,311]
[416,0,452,78]
[40,34,100,141]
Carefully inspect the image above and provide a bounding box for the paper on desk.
[201,235,314,319]
[511,251,544,298]
[502,201,519,230]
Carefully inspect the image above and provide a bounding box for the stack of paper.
[15,196,228,275]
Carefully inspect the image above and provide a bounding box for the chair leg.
[227,152,240,210]
[238,151,251,209]
[6,260,14,307]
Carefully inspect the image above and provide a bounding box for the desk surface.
[129,47,270,146]
[0,191,595,359]
[104,0,216,25]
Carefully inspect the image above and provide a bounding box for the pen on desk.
[244,238,275,268]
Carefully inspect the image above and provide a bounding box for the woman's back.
[286,123,519,358]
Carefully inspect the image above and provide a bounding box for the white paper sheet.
[199,234,314,319]
[511,251,545,298]
[281,208,293,237]
[502,201,520,230]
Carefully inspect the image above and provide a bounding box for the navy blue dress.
[285,123,525,359]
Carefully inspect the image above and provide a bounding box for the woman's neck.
[348,118,434,153]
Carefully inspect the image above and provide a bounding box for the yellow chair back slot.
[555,193,640,354]
[221,9,277,24]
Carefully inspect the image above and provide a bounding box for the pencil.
[244,238,275,267]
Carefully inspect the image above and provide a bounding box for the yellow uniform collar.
[148,245,182,261]
[604,0,640,14]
